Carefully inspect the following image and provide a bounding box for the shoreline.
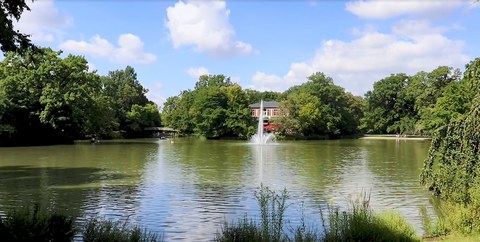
[359,136,431,141]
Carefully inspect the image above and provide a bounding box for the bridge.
[144,127,179,132]
[144,127,180,138]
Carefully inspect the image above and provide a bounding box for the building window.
[273,109,279,116]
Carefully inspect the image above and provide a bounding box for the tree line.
[161,72,365,139]
[0,48,160,146]
[162,60,479,140]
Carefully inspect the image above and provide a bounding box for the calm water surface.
[0,139,435,240]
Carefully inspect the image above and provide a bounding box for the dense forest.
[0,48,161,146]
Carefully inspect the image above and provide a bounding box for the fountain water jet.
[250,100,275,144]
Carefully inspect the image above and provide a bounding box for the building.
[249,101,282,119]
[249,101,283,133]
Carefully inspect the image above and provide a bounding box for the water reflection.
[0,139,436,240]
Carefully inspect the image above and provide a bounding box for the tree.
[194,74,232,89]
[190,87,228,138]
[280,72,363,136]
[0,0,34,52]
[409,66,462,134]
[280,93,321,136]
[361,73,413,134]
[223,85,255,138]
[126,103,161,132]
[0,48,104,144]
[162,90,196,133]
[420,58,480,233]
[161,75,254,139]
[244,89,282,103]
[102,66,149,132]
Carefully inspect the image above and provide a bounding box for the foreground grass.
[0,204,75,242]
[1,187,444,242]
[215,186,420,242]
[0,206,162,242]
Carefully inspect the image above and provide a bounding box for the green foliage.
[0,48,104,144]
[322,192,419,242]
[0,204,75,242]
[216,187,418,242]
[362,66,466,136]
[102,66,151,133]
[361,73,412,134]
[162,75,253,139]
[215,185,291,242]
[0,0,34,52]
[0,48,160,145]
[83,219,160,242]
[280,72,363,136]
[215,217,264,242]
[126,104,161,132]
[420,206,449,238]
[420,58,480,235]
[244,89,282,103]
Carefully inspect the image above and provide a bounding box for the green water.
[0,139,434,240]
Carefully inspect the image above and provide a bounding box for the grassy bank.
[0,205,162,242]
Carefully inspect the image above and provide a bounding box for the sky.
[11,0,480,107]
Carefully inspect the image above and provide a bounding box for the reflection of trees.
[363,140,430,181]
[0,141,158,221]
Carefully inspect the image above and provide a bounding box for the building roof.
[249,101,280,108]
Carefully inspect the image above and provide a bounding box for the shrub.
[0,204,75,242]
[322,192,419,242]
[82,218,160,242]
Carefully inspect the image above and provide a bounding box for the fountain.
[250,100,275,144]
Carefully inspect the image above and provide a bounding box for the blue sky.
[12,0,480,106]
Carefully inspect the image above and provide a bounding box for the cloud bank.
[166,0,253,58]
[60,34,156,64]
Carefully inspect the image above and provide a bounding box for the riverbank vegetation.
[0,48,161,146]
[419,58,480,239]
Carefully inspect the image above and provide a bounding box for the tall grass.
[0,205,161,242]
[216,187,420,242]
[83,218,160,242]
[0,204,75,242]
[215,185,290,242]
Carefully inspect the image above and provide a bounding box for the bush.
[216,187,419,242]
[0,204,75,242]
[82,218,160,242]
[322,192,419,242]
[215,185,290,242]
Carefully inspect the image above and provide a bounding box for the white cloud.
[146,82,166,108]
[346,0,465,19]
[14,0,72,42]
[251,72,283,91]
[60,34,156,64]
[249,21,469,95]
[187,67,210,78]
[166,0,253,58]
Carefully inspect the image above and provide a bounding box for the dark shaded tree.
[0,0,34,52]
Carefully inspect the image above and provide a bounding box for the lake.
[0,138,436,240]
